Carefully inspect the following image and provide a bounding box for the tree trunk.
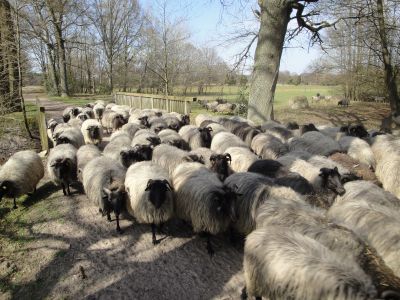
[376,0,400,114]
[47,45,60,95]
[247,0,292,123]
[56,34,69,97]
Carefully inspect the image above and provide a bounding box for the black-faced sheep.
[83,156,126,233]
[211,132,248,153]
[251,133,288,159]
[103,111,126,133]
[247,159,289,178]
[47,144,77,196]
[76,145,102,181]
[56,127,85,149]
[225,146,259,173]
[179,125,212,149]
[289,131,342,156]
[0,150,44,209]
[125,161,174,244]
[158,129,190,150]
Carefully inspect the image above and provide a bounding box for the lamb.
[76,145,102,181]
[125,161,174,244]
[158,129,190,150]
[179,125,212,149]
[243,226,377,300]
[83,156,126,233]
[55,127,85,149]
[93,103,105,123]
[289,131,342,156]
[211,131,248,153]
[329,196,400,277]
[255,198,400,294]
[247,159,289,178]
[47,144,77,196]
[103,111,126,133]
[152,144,203,175]
[338,136,376,169]
[0,150,44,209]
[251,133,288,159]
[172,162,236,255]
[225,146,258,172]
[81,119,103,145]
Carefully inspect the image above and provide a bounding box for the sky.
[139,0,321,74]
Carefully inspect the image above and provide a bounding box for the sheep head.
[319,167,345,196]
[102,184,126,216]
[50,158,76,181]
[198,127,213,148]
[138,116,149,127]
[145,179,172,209]
[0,180,12,200]
[210,153,231,181]
[87,126,101,140]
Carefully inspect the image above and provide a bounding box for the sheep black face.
[102,185,126,233]
[63,114,71,123]
[199,127,213,148]
[349,124,369,138]
[155,112,163,117]
[167,121,180,131]
[50,158,76,195]
[146,136,161,147]
[210,187,236,222]
[112,115,126,131]
[95,108,103,119]
[183,154,205,164]
[286,122,299,130]
[77,114,88,122]
[56,136,72,146]
[153,124,166,134]
[181,115,190,125]
[72,108,80,117]
[0,181,11,200]
[319,167,345,196]
[139,116,150,127]
[87,126,101,140]
[47,120,58,132]
[145,179,172,209]
[120,149,142,168]
[210,153,231,181]
[132,144,153,161]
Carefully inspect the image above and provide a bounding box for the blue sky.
[139,0,320,74]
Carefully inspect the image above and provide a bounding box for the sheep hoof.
[13,205,18,210]
[240,287,248,300]
[152,239,160,245]
[117,228,123,234]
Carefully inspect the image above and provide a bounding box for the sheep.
[82,107,95,119]
[56,127,85,149]
[0,150,44,209]
[128,114,150,127]
[307,155,356,181]
[149,117,168,133]
[152,144,203,175]
[158,129,189,150]
[329,196,400,278]
[231,124,261,147]
[62,106,79,123]
[83,156,126,233]
[93,103,105,123]
[105,102,115,110]
[251,133,288,159]
[211,131,248,153]
[94,100,106,106]
[190,148,233,181]
[215,103,236,114]
[338,98,350,107]
[247,159,289,178]
[274,173,315,195]
[225,146,258,172]
[289,131,342,156]
[76,145,102,181]
[201,122,227,137]
[299,123,319,135]
[263,126,293,143]
[343,124,369,139]
[218,118,242,132]
[131,129,161,147]
[125,161,174,244]
[179,125,212,150]
[163,116,182,131]
[338,136,376,169]
[328,153,378,184]
[47,144,77,196]
[121,123,141,139]
[165,112,189,126]
[286,121,299,130]
[243,226,377,300]
[103,111,126,133]
[318,126,346,141]
[104,133,149,168]
[172,162,236,255]
[255,198,400,294]
[76,112,90,122]
[67,118,83,129]
[81,119,103,145]
[195,114,215,127]
[205,101,219,111]
[47,118,61,147]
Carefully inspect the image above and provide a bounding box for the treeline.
[17,0,231,97]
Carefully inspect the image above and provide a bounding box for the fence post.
[151,97,154,109]
[36,98,49,153]
[139,96,143,109]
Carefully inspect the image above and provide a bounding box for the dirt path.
[24,92,70,120]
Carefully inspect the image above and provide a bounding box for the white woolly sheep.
[215,103,236,114]
[158,129,189,150]
[211,131,248,153]
[0,150,44,209]
[83,156,126,233]
[289,131,342,156]
[251,133,288,159]
[243,226,377,300]
[94,100,106,106]
[190,148,233,181]
[152,144,203,175]
[93,103,105,123]
[329,196,400,278]
[225,146,258,172]
[81,119,103,145]
[172,162,236,255]
[62,106,79,123]
[339,136,376,169]
[125,161,174,244]
[195,114,216,127]
[56,127,85,149]
[178,125,212,149]
[103,111,126,133]
[131,129,161,147]
[76,112,90,122]
[76,144,102,181]
[67,118,83,129]
[121,123,141,139]
[47,144,77,196]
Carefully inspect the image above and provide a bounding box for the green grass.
[0,103,39,136]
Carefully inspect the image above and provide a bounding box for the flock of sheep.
[1,99,400,300]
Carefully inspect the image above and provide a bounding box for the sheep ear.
[319,168,329,177]
[62,158,71,166]
[206,126,213,132]
[162,179,173,191]
[333,166,338,172]
[145,179,153,191]
[210,154,217,162]
[224,153,232,163]
[102,187,111,197]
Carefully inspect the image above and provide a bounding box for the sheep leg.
[13,198,17,209]
[107,211,112,222]
[205,233,214,257]
[151,223,160,245]
[67,184,71,196]
[61,183,67,196]
[241,287,248,300]
[115,213,123,234]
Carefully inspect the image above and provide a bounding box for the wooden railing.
[114,92,195,114]
[36,98,49,153]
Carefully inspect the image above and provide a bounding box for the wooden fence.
[36,98,49,153]
[114,92,194,114]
